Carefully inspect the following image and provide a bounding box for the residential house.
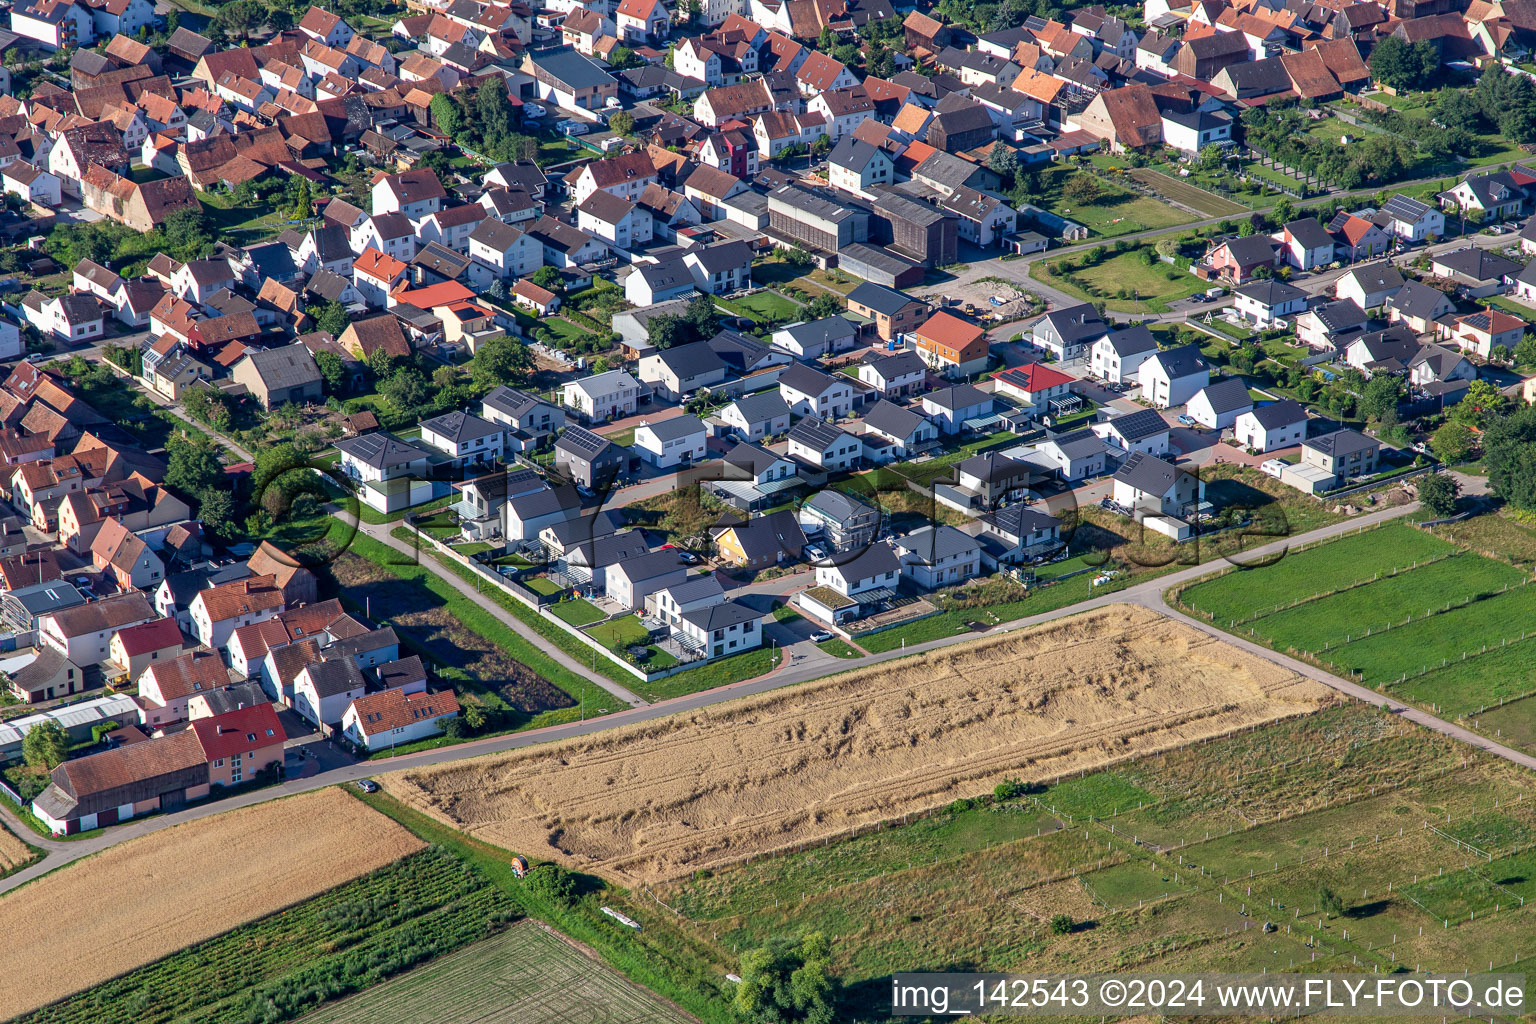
[291,658,366,726]
[1031,302,1109,360]
[893,525,979,589]
[802,542,901,623]
[634,415,707,468]
[771,316,858,359]
[419,410,504,469]
[1439,308,1528,359]
[786,415,862,472]
[673,599,762,660]
[719,390,792,441]
[1281,429,1380,493]
[846,282,929,342]
[137,651,229,727]
[1331,213,1391,262]
[1233,399,1308,453]
[561,369,640,423]
[1088,324,1158,383]
[1282,217,1337,271]
[1439,170,1524,220]
[1205,234,1280,284]
[909,311,988,378]
[857,352,927,398]
[228,346,323,410]
[861,400,939,459]
[780,363,853,419]
[712,509,807,568]
[605,549,688,611]
[971,505,1062,568]
[1034,428,1110,481]
[332,431,437,513]
[1185,377,1253,430]
[1136,345,1210,408]
[1295,299,1368,351]
[638,341,728,401]
[106,617,182,683]
[1112,451,1205,520]
[1380,193,1445,242]
[39,592,156,666]
[553,425,631,491]
[1386,280,1457,334]
[342,687,460,752]
[1334,263,1405,311]
[1092,408,1172,457]
[1432,248,1521,298]
[1233,279,1307,325]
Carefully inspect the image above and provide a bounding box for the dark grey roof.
[681,599,760,631]
[847,281,919,316]
[787,415,851,451]
[303,658,365,698]
[334,431,431,470]
[780,362,839,396]
[661,574,725,606]
[805,488,876,524]
[688,239,751,274]
[1103,408,1168,442]
[830,136,886,172]
[707,329,771,371]
[556,424,616,459]
[641,414,706,442]
[4,580,85,617]
[1285,216,1334,250]
[1245,399,1307,431]
[1340,262,1404,294]
[898,524,979,562]
[325,626,399,661]
[544,510,623,547]
[712,509,806,560]
[978,505,1060,537]
[1193,377,1252,416]
[924,383,990,411]
[1039,302,1109,345]
[1113,451,1191,493]
[1149,344,1208,379]
[530,46,617,91]
[612,548,687,582]
[1308,299,1368,333]
[238,346,322,393]
[1235,279,1306,306]
[1100,323,1157,358]
[636,257,694,292]
[1043,427,1109,460]
[729,390,791,424]
[1306,428,1379,458]
[779,315,858,348]
[830,540,901,581]
[862,399,927,440]
[866,351,926,379]
[653,339,726,377]
[1218,234,1280,267]
[422,410,502,444]
[508,485,581,519]
[1433,247,1520,283]
[483,385,555,420]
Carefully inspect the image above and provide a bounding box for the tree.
[470,335,535,390]
[1317,885,1345,918]
[1417,472,1459,517]
[685,292,721,338]
[1431,420,1475,464]
[213,0,266,39]
[817,25,836,50]
[1514,334,1536,369]
[986,143,1019,183]
[198,489,237,540]
[314,349,347,394]
[647,312,691,349]
[430,93,461,136]
[1482,403,1536,512]
[22,720,68,770]
[1491,344,1513,365]
[736,933,838,1024]
[164,435,225,500]
[1368,36,1438,93]
[313,300,350,338]
[379,365,431,414]
[1196,143,1226,172]
[1450,379,1510,428]
[285,176,314,222]
[162,208,212,260]
[607,110,635,136]
[805,293,843,319]
[811,134,831,156]
[530,265,564,292]
[609,46,642,70]
[1359,375,1402,425]
[1048,914,1074,935]
[1061,173,1102,206]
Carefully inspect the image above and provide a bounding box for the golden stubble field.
[386,605,1335,885]
[0,787,424,1020]
[0,817,34,873]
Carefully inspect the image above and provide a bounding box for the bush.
[1049,914,1074,935]
[525,863,578,906]
[993,778,1026,801]
[948,797,975,815]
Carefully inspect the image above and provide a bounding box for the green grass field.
[1037,164,1196,237]
[586,615,651,650]
[1393,640,1536,716]
[1238,553,1525,653]
[816,637,862,658]
[1034,249,1207,313]
[1176,523,1454,625]
[722,290,801,322]
[1331,582,1536,684]
[292,922,692,1024]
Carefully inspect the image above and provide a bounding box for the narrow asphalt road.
[6,488,1528,895]
[335,509,648,709]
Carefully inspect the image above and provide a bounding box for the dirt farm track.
[386,605,1334,885]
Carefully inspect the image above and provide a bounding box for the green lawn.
[196,191,290,246]
[587,615,652,650]
[1332,582,1536,684]
[720,290,801,322]
[1036,163,1195,237]
[604,426,636,447]
[815,637,861,658]
[1395,639,1536,716]
[451,542,493,557]
[635,646,778,702]
[550,598,605,626]
[524,576,563,597]
[1033,249,1207,313]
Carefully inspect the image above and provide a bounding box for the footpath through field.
[7,478,1531,896]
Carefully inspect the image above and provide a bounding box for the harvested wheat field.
[0,818,35,873]
[387,605,1333,885]
[0,787,423,1020]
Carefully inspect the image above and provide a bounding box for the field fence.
[1384,634,1536,694]
[1169,520,1397,605]
[1225,551,1460,627]
[1307,577,1535,655]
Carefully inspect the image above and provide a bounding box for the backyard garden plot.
[1332,582,1536,684]
[0,789,426,1021]
[386,605,1330,885]
[292,921,692,1024]
[1176,524,1454,626]
[1238,553,1527,653]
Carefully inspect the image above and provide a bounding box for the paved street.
[5,481,1528,896]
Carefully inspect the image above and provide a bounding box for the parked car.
[810,631,834,643]
[355,779,379,793]
[803,543,827,560]
[524,103,546,119]
[1177,413,1197,426]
